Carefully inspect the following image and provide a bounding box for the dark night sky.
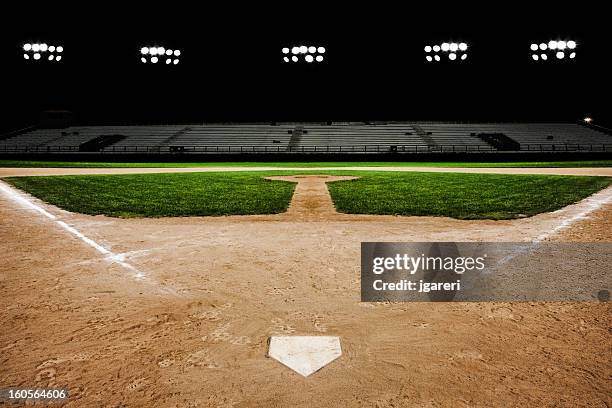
[1,4,609,132]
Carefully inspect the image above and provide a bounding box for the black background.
[1,4,609,133]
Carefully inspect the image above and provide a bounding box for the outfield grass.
[4,171,611,219]
[327,172,612,219]
[0,160,611,168]
[4,173,296,217]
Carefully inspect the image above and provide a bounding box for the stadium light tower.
[424,41,468,63]
[22,42,64,62]
[140,45,182,65]
[530,39,577,62]
[282,45,325,63]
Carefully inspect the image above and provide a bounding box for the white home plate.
[268,336,342,377]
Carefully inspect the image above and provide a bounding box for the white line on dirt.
[0,181,145,280]
[534,186,612,242]
[494,187,612,268]
[0,183,57,219]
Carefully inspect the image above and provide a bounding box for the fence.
[1,143,611,154]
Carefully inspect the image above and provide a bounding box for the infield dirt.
[0,171,610,407]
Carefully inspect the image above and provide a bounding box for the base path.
[265,175,358,219]
[1,166,611,177]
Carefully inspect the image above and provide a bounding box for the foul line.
[534,186,612,242]
[0,182,145,280]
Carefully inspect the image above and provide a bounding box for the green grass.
[4,173,296,217]
[0,160,611,168]
[4,171,611,219]
[327,172,612,219]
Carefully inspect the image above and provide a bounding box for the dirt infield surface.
[1,169,611,407]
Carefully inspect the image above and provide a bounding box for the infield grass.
[0,160,611,168]
[327,172,612,219]
[4,171,611,219]
[3,173,295,217]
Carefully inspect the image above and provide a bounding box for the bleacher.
[417,123,609,151]
[159,124,294,152]
[298,123,427,152]
[1,122,610,155]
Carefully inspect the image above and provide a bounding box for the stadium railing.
[1,143,612,154]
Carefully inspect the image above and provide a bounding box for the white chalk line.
[534,186,612,242]
[0,182,146,281]
[493,186,612,268]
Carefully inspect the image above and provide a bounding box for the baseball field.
[1,161,611,407]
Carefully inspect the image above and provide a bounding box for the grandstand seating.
[1,122,610,154]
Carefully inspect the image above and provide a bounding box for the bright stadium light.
[56,46,63,53]
[425,41,468,62]
[532,54,539,61]
[22,42,64,63]
[140,45,182,65]
[584,117,592,123]
[282,45,326,63]
[531,39,577,62]
[530,43,538,51]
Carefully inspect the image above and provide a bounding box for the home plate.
[268,336,342,377]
